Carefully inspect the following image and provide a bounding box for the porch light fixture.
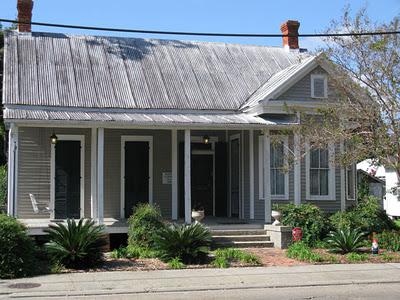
[50,132,58,145]
[203,135,210,144]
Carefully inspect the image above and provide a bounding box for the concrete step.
[215,240,274,248]
[207,224,264,230]
[211,229,267,236]
[212,235,270,242]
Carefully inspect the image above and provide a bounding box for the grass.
[382,252,397,262]
[168,257,186,269]
[286,241,323,263]
[346,252,368,263]
[110,245,158,259]
[212,248,261,268]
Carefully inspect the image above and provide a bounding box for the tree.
[296,7,399,188]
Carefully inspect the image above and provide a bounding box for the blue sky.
[1,0,399,50]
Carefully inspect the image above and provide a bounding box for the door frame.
[228,134,241,218]
[50,135,85,219]
[191,136,217,216]
[120,136,153,219]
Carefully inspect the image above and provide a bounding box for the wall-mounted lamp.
[203,135,210,144]
[50,132,58,145]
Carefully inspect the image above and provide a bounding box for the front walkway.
[1,264,400,299]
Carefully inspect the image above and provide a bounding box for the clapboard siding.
[104,129,172,218]
[277,66,335,101]
[17,127,91,219]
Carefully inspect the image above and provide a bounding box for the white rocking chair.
[29,194,52,214]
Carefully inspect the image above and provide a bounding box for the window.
[271,140,286,196]
[346,165,356,200]
[310,148,329,196]
[306,143,335,200]
[258,135,288,200]
[311,74,328,98]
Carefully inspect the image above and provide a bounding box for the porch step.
[215,240,274,248]
[211,229,267,236]
[213,235,270,242]
[207,224,264,230]
[211,228,274,248]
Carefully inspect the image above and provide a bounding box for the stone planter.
[271,210,282,226]
[191,210,205,223]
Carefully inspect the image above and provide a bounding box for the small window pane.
[276,171,285,195]
[271,169,276,195]
[320,149,329,168]
[320,170,329,195]
[347,167,354,199]
[310,170,319,195]
[310,149,319,168]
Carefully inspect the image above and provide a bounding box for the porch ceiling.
[4,107,278,127]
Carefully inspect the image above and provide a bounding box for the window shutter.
[312,77,326,98]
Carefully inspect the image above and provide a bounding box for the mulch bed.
[58,248,400,273]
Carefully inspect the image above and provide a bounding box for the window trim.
[305,142,336,201]
[311,74,328,99]
[258,135,289,201]
[346,164,356,201]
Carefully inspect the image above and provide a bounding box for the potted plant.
[191,203,205,223]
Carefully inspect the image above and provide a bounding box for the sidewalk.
[1,263,400,299]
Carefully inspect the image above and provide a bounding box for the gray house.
[3,2,357,235]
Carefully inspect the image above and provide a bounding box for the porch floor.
[21,217,265,235]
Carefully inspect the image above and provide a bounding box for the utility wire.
[0,18,399,37]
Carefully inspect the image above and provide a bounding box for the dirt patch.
[244,248,307,267]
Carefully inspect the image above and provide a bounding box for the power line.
[0,18,399,37]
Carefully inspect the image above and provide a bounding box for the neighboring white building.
[357,160,400,218]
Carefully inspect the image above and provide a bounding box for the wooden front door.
[124,141,149,218]
[191,154,213,215]
[54,141,81,219]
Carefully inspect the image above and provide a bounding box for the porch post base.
[264,225,292,249]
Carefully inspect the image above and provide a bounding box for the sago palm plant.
[325,228,366,254]
[45,219,107,269]
[154,223,212,264]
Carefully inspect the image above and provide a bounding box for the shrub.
[128,203,164,248]
[168,257,186,269]
[346,252,368,262]
[274,203,328,246]
[126,245,158,258]
[154,223,212,264]
[325,228,366,254]
[375,230,400,252]
[0,214,38,279]
[212,248,260,267]
[0,166,7,213]
[286,241,323,262]
[45,219,107,269]
[110,247,129,259]
[330,196,396,234]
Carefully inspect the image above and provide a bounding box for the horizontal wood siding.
[104,129,172,218]
[17,127,91,219]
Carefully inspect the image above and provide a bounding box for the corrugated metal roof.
[241,56,316,109]
[3,31,311,111]
[4,107,272,126]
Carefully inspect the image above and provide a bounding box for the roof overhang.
[3,106,298,130]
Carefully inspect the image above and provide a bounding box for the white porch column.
[340,139,346,211]
[249,130,255,219]
[184,129,191,224]
[294,133,301,206]
[263,130,272,223]
[7,124,18,217]
[97,128,104,224]
[91,128,98,219]
[171,129,178,220]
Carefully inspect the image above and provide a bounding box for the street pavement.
[1,263,400,299]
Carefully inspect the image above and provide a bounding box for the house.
[358,160,400,218]
[3,0,357,235]
[357,169,385,206]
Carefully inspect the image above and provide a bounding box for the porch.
[10,125,289,231]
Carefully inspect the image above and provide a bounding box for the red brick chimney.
[280,20,300,50]
[17,0,34,32]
